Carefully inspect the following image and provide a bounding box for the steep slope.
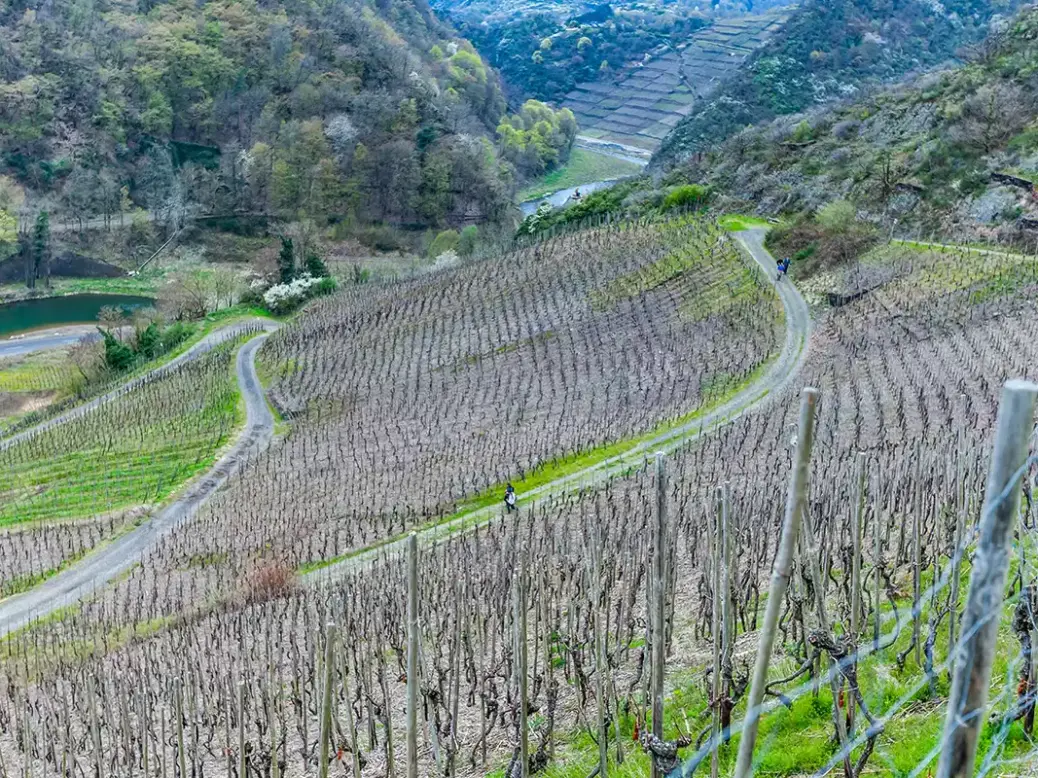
[655,0,1024,168]
[0,0,511,236]
[671,5,1038,235]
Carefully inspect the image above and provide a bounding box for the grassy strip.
[517,148,644,202]
[718,214,774,232]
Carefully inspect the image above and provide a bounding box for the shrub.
[428,229,460,257]
[99,330,136,371]
[816,200,857,234]
[661,184,710,211]
[244,563,298,604]
[458,225,478,256]
[136,323,162,359]
[305,252,329,278]
[161,322,194,352]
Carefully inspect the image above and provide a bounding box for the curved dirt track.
[0,319,276,452]
[0,330,277,637]
[308,227,811,583]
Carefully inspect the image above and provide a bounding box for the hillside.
[0,0,512,251]
[654,0,1024,168]
[563,11,789,157]
[671,4,1038,237]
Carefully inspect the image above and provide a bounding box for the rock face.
[0,253,125,284]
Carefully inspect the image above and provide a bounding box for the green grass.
[718,214,774,232]
[517,148,644,202]
[0,339,246,525]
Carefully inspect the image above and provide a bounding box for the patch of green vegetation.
[0,349,80,394]
[718,214,774,232]
[517,148,644,202]
[0,340,246,525]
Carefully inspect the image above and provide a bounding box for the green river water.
[0,294,155,338]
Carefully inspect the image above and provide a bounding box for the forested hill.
[654,0,1024,168]
[0,0,512,234]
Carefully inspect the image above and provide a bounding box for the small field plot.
[517,147,644,202]
[0,342,242,526]
[0,347,82,425]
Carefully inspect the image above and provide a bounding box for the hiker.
[573,188,581,200]
[504,484,517,513]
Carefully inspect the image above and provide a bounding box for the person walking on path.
[505,484,518,513]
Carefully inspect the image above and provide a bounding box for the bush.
[428,229,460,257]
[305,252,329,278]
[161,322,194,352]
[244,563,298,604]
[136,323,162,359]
[458,225,478,256]
[816,200,857,234]
[99,330,136,371]
[661,184,710,211]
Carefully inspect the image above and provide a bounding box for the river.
[0,294,155,339]
[519,180,618,217]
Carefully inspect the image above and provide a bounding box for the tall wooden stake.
[913,440,923,667]
[319,624,337,778]
[406,534,420,778]
[873,467,883,650]
[734,388,820,778]
[710,488,722,778]
[175,679,187,778]
[514,571,530,778]
[938,380,1038,778]
[651,452,668,778]
[237,682,247,778]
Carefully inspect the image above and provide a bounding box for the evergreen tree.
[305,251,329,278]
[32,211,50,288]
[278,236,295,284]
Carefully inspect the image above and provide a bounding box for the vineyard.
[0,339,245,601]
[1,225,1038,777]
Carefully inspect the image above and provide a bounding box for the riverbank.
[516,147,644,203]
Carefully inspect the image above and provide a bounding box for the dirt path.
[307,227,811,584]
[0,319,276,453]
[0,330,277,636]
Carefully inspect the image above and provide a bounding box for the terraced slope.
[564,12,788,156]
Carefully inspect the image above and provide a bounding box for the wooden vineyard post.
[175,678,187,778]
[734,388,820,778]
[873,468,883,651]
[406,534,419,778]
[88,675,103,778]
[340,652,363,778]
[651,452,668,778]
[514,571,530,778]
[937,379,1038,778]
[721,481,734,744]
[319,623,337,778]
[851,453,865,643]
[593,524,608,778]
[913,440,923,667]
[267,678,280,778]
[237,681,247,778]
[710,487,722,778]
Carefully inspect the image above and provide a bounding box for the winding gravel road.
[0,319,277,453]
[308,227,811,584]
[0,328,277,636]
